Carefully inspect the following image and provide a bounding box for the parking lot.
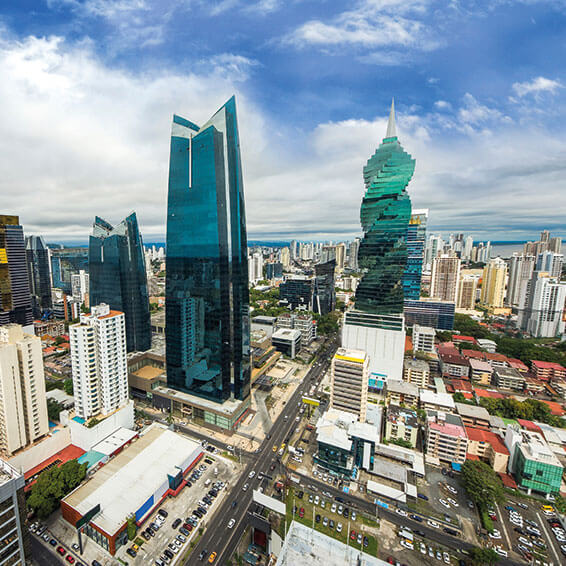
[34,447,241,566]
[495,497,566,564]
[115,453,236,565]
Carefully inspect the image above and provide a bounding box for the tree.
[127,515,137,540]
[461,460,504,508]
[47,399,62,421]
[63,378,73,396]
[28,460,87,518]
[468,547,500,565]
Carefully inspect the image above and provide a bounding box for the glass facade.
[279,277,313,310]
[402,210,427,301]
[50,247,89,293]
[166,97,250,403]
[355,109,415,315]
[404,299,455,330]
[89,212,151,352]
[25,235,52,317]
[0,215,33,328]
[313,259,336,315]
[514,448,562,494]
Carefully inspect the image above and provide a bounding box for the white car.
[395,508,408,517]
[249,471,256,479]
[336,522,343,533]
[518,536,532,547]
[314,496,320,505]
[399,540,413,551]
[443,552,451,564]
[447,498,458,507]
[489,529,502,540]
[446,485,457,495]
[351,511,356,520]
[242,483,249,491]
[439,499,450,509]
[427,519,440,529]
[331,503,337,513]
[228,519,235,529]
[420,543,426,555]
[494,547,508,558]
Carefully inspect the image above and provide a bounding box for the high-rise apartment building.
[0,324,48,456]
[524,230,562,257]
[335,243,346,271]
[0,458,30,564]
[518,272,566,338]
[330,348,369,422]
[248,251,263,284]
[480,257,507,308]
[25,235,52,317]
[463,235,474,261]
[0,216,33,331]
[457,273,478,309]
[89,213,151,353]
[412,324,435,353]
[71,269,89,305]
[348,238,360,270]
[280,275,314,310]
[430,255,460,302]
[536,251,563,278]
[70,304,128,419]
[402,208,428,301]
[165,97,250,403]
[50,247,89,294]
[343,101,413,380]
[507,254,535,307]
[280,247,290,269]
[425,234,443,269]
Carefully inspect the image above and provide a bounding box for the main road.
[185,336,339,565]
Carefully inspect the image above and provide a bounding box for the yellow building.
[480,258,507,308]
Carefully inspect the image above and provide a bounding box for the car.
[71,543,80,551]
[420,542,426,555]
[321,500,326,509]
[127,548,137,557]
[49,539,57,546]
[427,519,440,529]
[395,508,408,517]
[331,503,337,513]
[350,530,356,540]
[357,533,362,545]
[447,498,459,507]
[436,551,442,561]
[249,471,256,479]
[518,536,532,547]
[208,552,217,563]
[230,501,237,509]
[417,493,429,501]
[439,499,450,509]
[488,529,502,540]
[309,494,314,503]
[180,527,189,536]
[514,527,526,535]
[337,505,343,514]
[297,491,304,499]
[177,534,187,544]
[172,518,182,529]
[351,511,356,520]
[92,561,102,566]
[57,547,66,556]
[444,527,459,536]
[329,520,335,529]
[66,557,75,564]
[467,500,474,509]
[428,547,434,558]
[443,552,450,564]
[517,501,528,509]
[315,514,321,523]
[199,550,208,561]
[158,509,169,518]
[142,531,150,541]
[228,518,235,529]
[363,536,368,547]
[343,508,349,518]
[299,507,305,518]
[400,540,414,551]
[409,514,423,522]
[494,547,508,558]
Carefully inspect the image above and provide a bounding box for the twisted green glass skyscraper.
[355,100,415,314]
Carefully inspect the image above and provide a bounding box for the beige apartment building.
[480,258,507,308]
[330,348,369,422]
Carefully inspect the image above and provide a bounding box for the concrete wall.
[66,401,135,451]
[8,428,72,474]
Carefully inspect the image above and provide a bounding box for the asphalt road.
[185,336,339,565]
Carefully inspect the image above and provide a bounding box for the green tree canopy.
[461,460,504,508]
[468,546,500,565]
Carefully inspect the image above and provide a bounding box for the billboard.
[302,396,320,406]
[76,504,101,530]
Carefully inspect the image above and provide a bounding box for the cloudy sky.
[1,0,566,244]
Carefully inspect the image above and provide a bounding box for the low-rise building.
[455,402,491,430]
[438,351,469,378]
[386,380,419,407]
[384,405,418,448]
[425,411,468,466]
[403,358,430,388]
[484,352,510,369]
[476,339,497,353]
[419,389,456,413]
[276,312,317,345]
[493,367,525,391]
[465,427,509,473]
[531,360,566,382]
[505,427,563,495]
[468,358,493,385]
[412,325,435,353]
[271,328,302,359]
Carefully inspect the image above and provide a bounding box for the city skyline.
[1,2,566,242]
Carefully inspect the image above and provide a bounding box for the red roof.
[484,352,510,363]
[499,473,518,489]
[532,360,566,371]
[24,444,85,487]
[405,336,413,353]
[453,335,477,343]
[507,358,528,371]
[462,392,474,400]
[516,419,542,433]
[439,352,469,366]
[466,454,480,461]
[539,400,565,416]
[465,427,509,455]
[450,379,473,392]
[461,349,486,360]
[474,388,505,399]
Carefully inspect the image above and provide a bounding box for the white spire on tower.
[386,98,397,138]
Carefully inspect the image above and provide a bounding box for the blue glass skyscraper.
[89,212,151,352]
[166,96,250,403]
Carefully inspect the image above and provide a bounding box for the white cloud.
[512,76,562,98]
[434,100,451,110]
[282,0,440,54]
